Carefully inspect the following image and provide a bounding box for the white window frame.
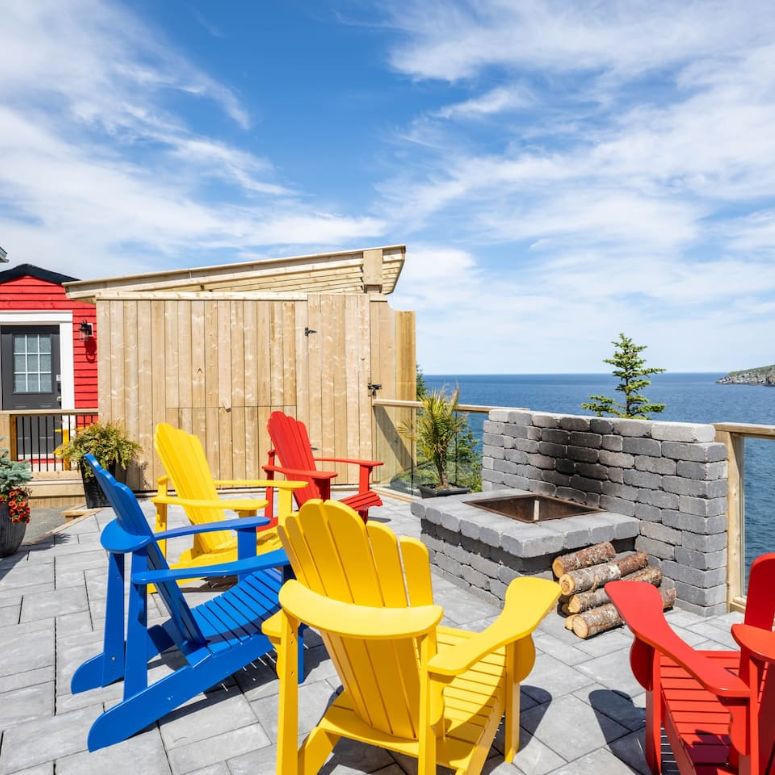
[0,311,74,409]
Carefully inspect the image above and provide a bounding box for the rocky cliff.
[718,364,775,385]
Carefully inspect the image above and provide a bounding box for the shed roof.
[0,263,78,285]
[65,245,405,301]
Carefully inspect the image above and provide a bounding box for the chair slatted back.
[85,454,206,649]
[278,499,435,740]
[266,412,319,506]
[154,423,233,554]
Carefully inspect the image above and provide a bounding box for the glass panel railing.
[372,400,486,497]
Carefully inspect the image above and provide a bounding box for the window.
[13,333,52,393]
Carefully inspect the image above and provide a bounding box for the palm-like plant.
[401,388,465,490]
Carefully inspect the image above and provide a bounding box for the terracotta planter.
[0,502,28,557]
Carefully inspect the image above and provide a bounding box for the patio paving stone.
[0,493,745,774]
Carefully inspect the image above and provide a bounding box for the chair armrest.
[213,479,307,491]
[427,577,559,677]
[151,495,268,512]
[607,581,749,698]
[278,581,443,638]
[732,623,775,662]
[133,548,289,584]
[262,464,338,482]
[155,516,269,541]
[262,610,282,641]
[101,520,154,553]
[313,457,384,469]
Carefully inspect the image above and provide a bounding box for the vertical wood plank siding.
[97,294,415,490]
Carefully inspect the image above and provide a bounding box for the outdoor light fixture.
[78,320,94,340]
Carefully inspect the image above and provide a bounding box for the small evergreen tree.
[582,333,666,419]
[416,363,428,399]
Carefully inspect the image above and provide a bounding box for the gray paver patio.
[0,495,742,774]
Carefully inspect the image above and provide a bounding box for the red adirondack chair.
[606,554,775,775]
[263,411,383,522]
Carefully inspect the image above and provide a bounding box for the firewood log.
[572,587,677,639]
[552,542,615,578]
[566,567,663,613]
[559,552,649,597]
[564,613,578,631]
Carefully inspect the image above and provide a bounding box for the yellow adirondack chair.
[263,499,560,775]
[153,423,306,569]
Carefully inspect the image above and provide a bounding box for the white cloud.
[0,0,384,278]
[435,86,532,119]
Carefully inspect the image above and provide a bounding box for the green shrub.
[55,422,141,478]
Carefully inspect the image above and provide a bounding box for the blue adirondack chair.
[71,454,300,751]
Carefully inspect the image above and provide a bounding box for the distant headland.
[717,364,775,386]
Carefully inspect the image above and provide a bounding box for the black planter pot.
[418,484,471,499]
[80,462,126,509]
[0,503,27,557]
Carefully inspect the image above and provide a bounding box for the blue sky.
[2,1,775,373]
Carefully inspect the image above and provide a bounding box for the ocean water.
[425,373,775,578]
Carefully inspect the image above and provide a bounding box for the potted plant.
[0,444,33,557]
[401,388,472,498]
[55,422,141,508]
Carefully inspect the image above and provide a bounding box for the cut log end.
[552,541,615,578]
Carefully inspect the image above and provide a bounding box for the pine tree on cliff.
[582,333,666,419]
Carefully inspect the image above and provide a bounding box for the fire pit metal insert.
[466,493,602,523]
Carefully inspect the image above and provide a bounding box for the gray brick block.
[633,502,661,521]
[559,416,590,431]
[635,535,675,560]
[661,441,726,463]
[515,438,540,454]
[676,460,727,480]
[542,428,570,444]
[483,420,505,435]
[634,455,676,475]
[599,512,640,539]
[674,547,726,570]
[493,459,518,475]
[621,437,661,456]
[640,522,682,545]
[498,565,519,584]
[638,489,679,509]
[556,458,577,475]
[481,456,494,471]
[598,450,634,468]
[680,531,727,552]
[614,419,651,437]
[575,462,609,480]
[504,449,528,464]
[608,467,624,484]
[661,510,726,534]
[556,486,586,503]
[601,435,624,451]
[489,409,510,422]
[672,580,727,607]
[504,423,530,439]
[623,469,661,489]
[649,422,717,443]
[489,579,507,599]
[538,441,566,457]
[566,445,599,463]
[678,496,726,517]
[526,453,556,470]
[599,495,636,516]
[440,511,461,532]
[584,491,601,508]
[662,476,727,499]
[589,418,614,434]
[569,431,603,448]
[528,426,543,440]
[502,473,530,489]
[501,525,564,557]
[461,565,488,588]
[543,470,572,487]
[470,553,500,578]
[570,475,604,494]
[483,432,503,446]
[531,480,558,497]
[531,412,559,428]
[675,600,728,617]
[662,562,726,588]
[540,517,591,550]
[434,552,460,576]
[482,470,504,486]
[507,410,532,425]
[482,444,505,460]
[410,500,425,518]
[601,481,638,500]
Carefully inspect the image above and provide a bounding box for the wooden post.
[716,429,745,610]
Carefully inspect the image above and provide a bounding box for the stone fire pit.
[412,489,640,605]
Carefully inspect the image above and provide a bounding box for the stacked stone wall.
[481,410,728,615]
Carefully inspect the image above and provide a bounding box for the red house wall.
[0,276,98,408]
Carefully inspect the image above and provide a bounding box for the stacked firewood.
[553,541,676,639]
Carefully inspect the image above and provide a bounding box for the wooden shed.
[65,245,415,490]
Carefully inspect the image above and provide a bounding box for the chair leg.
[357,508,368,523]
[644,691,662,774]
[299,727,340,774]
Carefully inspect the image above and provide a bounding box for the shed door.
[1,326,61,410]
